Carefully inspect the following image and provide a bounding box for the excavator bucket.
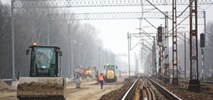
[17,77,66,100]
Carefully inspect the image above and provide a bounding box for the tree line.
[0,1,118,78]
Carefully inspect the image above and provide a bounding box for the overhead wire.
[177,35,190,44]
[204,2,213,10]
[177,0,195,18]
[145,0,172,20]
[143,39,152,46]
[143,8,156,13]
[140,29,154,40]
[168,15,189,37]
[177,32,190,43]
[130,0,144,51]
[141,41,152,51]
[139,0,144,36]
[131,39,142,50]
[144,18,157,29]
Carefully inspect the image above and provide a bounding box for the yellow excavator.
[104,64,117,82]
[17,44,66,100]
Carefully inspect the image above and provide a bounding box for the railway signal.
[157,26,163,42]
[200,33,205,48]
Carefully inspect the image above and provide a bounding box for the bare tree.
[205,21,213,78]
[0,2,12,78]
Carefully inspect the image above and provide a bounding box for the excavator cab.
[17,45,66,100]
[26,45,62,77]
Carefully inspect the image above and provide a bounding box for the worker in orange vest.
[98,73,104,89]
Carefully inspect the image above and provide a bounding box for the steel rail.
[148,78,182,100]
[149,86,156,100]
[121,76,140,100]
[143,85,152,100]
[145,83,156,100]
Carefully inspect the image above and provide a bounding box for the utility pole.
[184,33,186,79]
[103,49,105,65]
[203,10,206,80]
[68,23,71,77]
[47,13,50,45]
[99,46,101,72]
[201,48,204,80]
[164,12,170,83]
[127,32,131,77]
[67,22,74,78]
[67,0,72,75]
[172,0,179,85]
[188,0,200,92]
[134,53,139,75]
[200,33,205,80]
[154,37,157,76]
[78,43,81,67]
[152,37,157,76]
[158,44,162,77]
[11,0,16,80]
[157,26,163,79]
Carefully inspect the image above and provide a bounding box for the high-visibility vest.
[99,74,104,81]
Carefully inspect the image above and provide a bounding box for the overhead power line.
[46,11,203,20]
[131,39,142,50]
[14,0,213,8]
[145,0,172,20]
[177,0,195,18]
[168,15,189,37]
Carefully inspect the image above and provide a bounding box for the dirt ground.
[0,80,16,100]
[66,77,124,100]
[0,80,11,90]
[0,77,124,100]
[0,91,16,100]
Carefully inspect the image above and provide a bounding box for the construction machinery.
[104,64,117,82]
[85,66,97,79]
[17,44,66,100]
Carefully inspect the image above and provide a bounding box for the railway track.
[141,80,156,100]
[121,76,182,100]
[148,78,182,100]
[121,77,140,100]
